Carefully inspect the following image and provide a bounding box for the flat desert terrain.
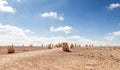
[0,46,120,70]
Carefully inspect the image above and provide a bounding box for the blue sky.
[0,0,120,46]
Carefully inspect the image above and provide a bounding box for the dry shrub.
[23,45,24,47]
[52,44,54,47]
[62,42,70,52]
[55,44,58,48]
[58,43,62,47]
[85,44,88,47]
[7,45,15,53]
[79,45,81,47]
[29,44,33,47]
[48,44,52,49]
[54,44,57,48]
[89,45,91,47]
[41,44,44,47]
[50,44,53,48]
[70,44,74,49]
[55,43,61,48]
[74,43,77,47]
[91,44,94,47]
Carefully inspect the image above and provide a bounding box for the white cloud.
[0,24,33,37]
[104,36,115,41]
[41,12,64,21]
[29,36,107,46]
[59,16,64,21]
[112,31,120,36]
[107,3,120,10]
[50,26,72,33]
[67,36,108,46]
[16,0,21,3]
[0,24,110,46]
[0,24,35,45]
[104,31,120,40]
[15,0,28,3]
[0,0,15,13]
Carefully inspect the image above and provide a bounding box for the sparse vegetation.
[0,45,120,70]
[85,44,88,47]
[29,44,33,47]
[7,45,15,53]
[70,44,74,48]
[79,45,81,47]
[62,42,70,52]
[74,43,77,47]
[58,43,62,47]
[48,44,52,49]
[55,43,61,48]
[91,44,94,47]
[89,44,91,47]
[23,45,24,47]
[41,44,44,47]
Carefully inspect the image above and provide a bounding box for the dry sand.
[0,46,120,70]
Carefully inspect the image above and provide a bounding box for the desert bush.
[48,44,52,49]
[23,45,24,47]
[55,44,58,48]
[29,44,33,47]
[70,44,74,48]
[85,44,88,47]
[74,43,77,47]
[57,43,61,47]
[7,45,15,53]
[51,44,54,47]
[79,45,81,47]
[62,42,70,52]
[41,44,44,47]
[55,43,61,48]
[91,44,94,47]
[89,45,91,47]
[54,44,57,48]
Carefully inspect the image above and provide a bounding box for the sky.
[0,0,120,46]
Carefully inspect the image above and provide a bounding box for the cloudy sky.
[0,0,120,46]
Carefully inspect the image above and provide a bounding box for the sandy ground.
[0,46,120,70]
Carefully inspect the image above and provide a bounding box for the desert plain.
[0,46,120,70]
